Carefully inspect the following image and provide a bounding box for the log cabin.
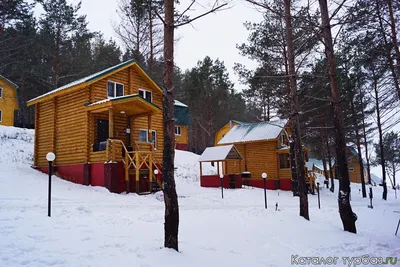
[345,146,369,184]
[0,75,19,126]
[27,60,164,194]
[306,158,326,176]
[331,147,369,184]
[214,120,246,146]
[174,100,190,151]
[211,119,308,190]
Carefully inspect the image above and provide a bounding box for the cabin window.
[175,126,181,136]
[280,133,285,145]
[139,129,157,149]
[0,110,2,122]
[0,88,2,98]
[348,167,354,172]
[279,153,290,169]
[107,81,124,98]
[139,89,152,102]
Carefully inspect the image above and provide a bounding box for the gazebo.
[198,144,244,189]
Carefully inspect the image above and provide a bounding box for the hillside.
[0,126,399,267]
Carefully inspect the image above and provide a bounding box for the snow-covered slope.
[0,125,34,165]
[0,126,399,267]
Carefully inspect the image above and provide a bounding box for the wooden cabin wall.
[130,69,163,163]
[88,66,164,163]
[0,78,18,126]
[175,124,188,145]
[35,100,54,166]
[55,89,87,166]
[225,141,278,180]
[347,156,362,183]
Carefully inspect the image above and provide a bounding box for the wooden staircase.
[108,139,163,194]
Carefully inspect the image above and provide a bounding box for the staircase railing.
[108,139,163,194]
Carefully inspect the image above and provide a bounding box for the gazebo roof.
[198,145,243,162]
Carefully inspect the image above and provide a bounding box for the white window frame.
[139,129,157,149]
[107,80,124,98]
[175,125,181,136]
[0,87,3,98]
[348,167,354,172]
[139,88,152,103]
[0,110,2,122]
[280,133,285,145]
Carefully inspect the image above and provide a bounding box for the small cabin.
[345,147,369,184]
[27,60,164,194]
[306,158,326,176]
[174,100,190,151]
[0,75,19,126]
[212,119,307,190]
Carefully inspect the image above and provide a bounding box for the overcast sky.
[58,0,264,91]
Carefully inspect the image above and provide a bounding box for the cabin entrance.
[97,119,109,142]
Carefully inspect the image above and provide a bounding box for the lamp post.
[154,169,159,191]
[368,184,373,209]
[262,172,267,209]
[46,152,56,217]
[317,182,321,209]
[220,174,224,199]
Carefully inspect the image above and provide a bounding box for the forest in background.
[1,0,399,189]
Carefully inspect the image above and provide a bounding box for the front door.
[97,119,109,142]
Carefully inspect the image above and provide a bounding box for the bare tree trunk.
[321,137,329,186]
[376,1,400,99]
[359,85,372,185]
[325,129,335,192]
[387,0,400,81]
[284,0,309,220]
[350,97,367,197]
[148,0,154,73]
[319,0,357,233]
[162,0,179,251]
[372,72,387,200]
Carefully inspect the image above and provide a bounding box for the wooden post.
[125,152,129,193]
[200,162,203,177]
[109,108,114,138]
[136,152,140,193]
[148,114,153,150]
[217,161,220,177]
[149,153,153,192]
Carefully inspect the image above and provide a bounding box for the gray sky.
[66,0,263,91]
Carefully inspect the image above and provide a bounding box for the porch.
[85,94,163,194]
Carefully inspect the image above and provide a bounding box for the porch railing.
[106,139,163,194]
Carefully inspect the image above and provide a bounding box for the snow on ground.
[0,125,399,267]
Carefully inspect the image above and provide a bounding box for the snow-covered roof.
[28,60,136,103]
[174,100,188,107]
[306,162,314,170]
[198,145,243,162]
[369,173,383,185]
[308,158,326,170]
[218,119,287,144]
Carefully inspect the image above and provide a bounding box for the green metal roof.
[174,100,190,125]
